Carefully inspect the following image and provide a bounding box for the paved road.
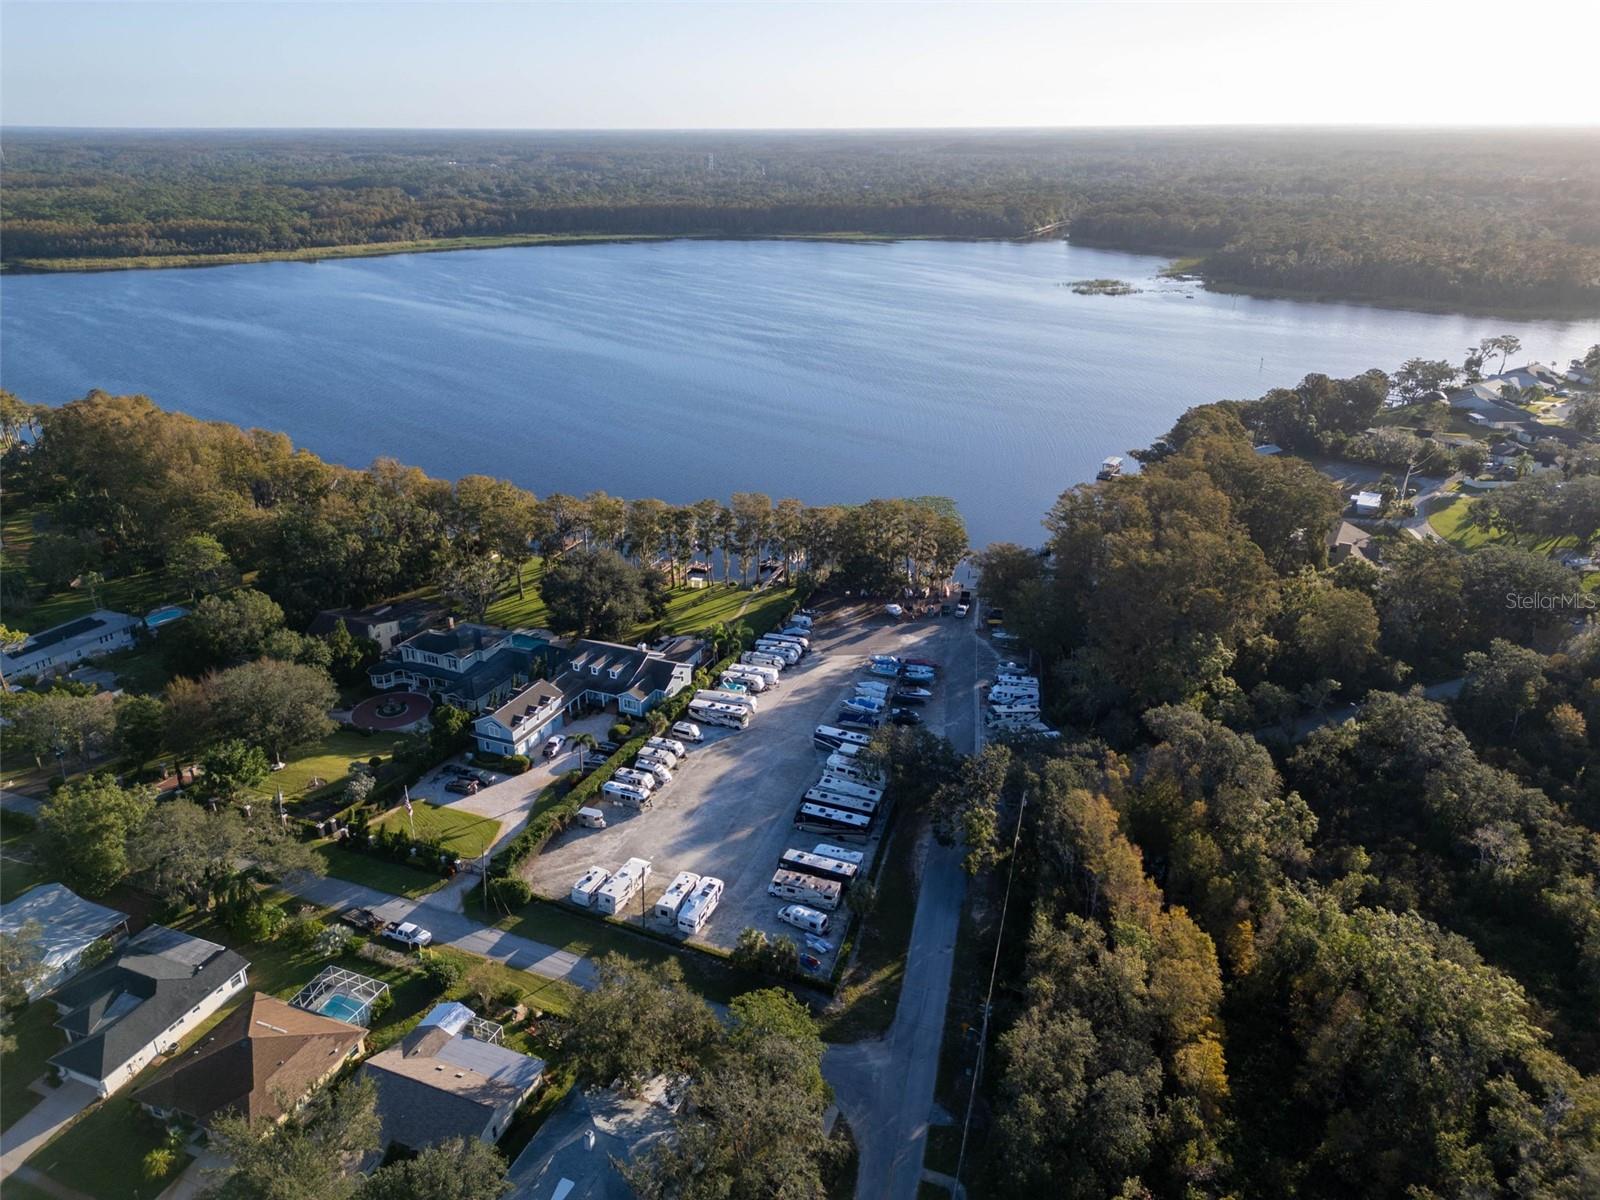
[822,596,992,1200]
[279,873,600,990]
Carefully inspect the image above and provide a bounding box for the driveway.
[279,873,599,991]
[822,600,993,1200]
[0,1077,97,1180]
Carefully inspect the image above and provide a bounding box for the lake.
[3,239,1596,546]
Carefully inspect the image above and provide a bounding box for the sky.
[3,0,1597,130]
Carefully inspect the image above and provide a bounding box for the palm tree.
[567,731,599,770]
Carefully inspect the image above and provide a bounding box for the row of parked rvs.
[571,858,728,934]
[570,857,653,916]
[600,735,690,808]
[687,613,817,732]
[653,870,727,934]
[983,660,1062,738]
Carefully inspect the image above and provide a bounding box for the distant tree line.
[4,127,1598,311]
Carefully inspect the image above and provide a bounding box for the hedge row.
[488,582,813,878]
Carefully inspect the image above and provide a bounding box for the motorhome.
[644,737,686,762]
[676,876,725,934]
[732,662,780,687]
[721,671,768,694]
[778,904,831,935]
[828,740,864,758]
[631,759,673,787]
[989,688,1040,706]
[636,751,676,778]
[813,725,873,752]
[812,843,866,865]
[762,632,809,654]
[814,775,884,803]
[995,673,1038,687]
[576,806,607,829]
[987,703,1042,722]
[754,640,801,665]
[795,802,873,838]
[825,754,884,784]
[767,868,842,911]
[602,780,652,807]
[742,651,788,672]
[595,858,652,915]
[612,767,659,793]
[653,871,702,922]
[688,700,749,730]
[570,866,610,907]
[694,689,759,713]
[804,787,879,817]
[780,848,860,886]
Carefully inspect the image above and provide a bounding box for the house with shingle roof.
[135,993,364,1128]
[368,622,551,711]
[1,609,142,679]
[48,926,249,1097]
[473,638,696,758]
[361,1002,544,1154]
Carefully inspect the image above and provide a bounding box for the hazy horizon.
[5,1,1597,130]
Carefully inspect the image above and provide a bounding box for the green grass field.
[0,1002,62,1129]
[262,729,408,801]
[1427,495,1578,556]
[311,843,448,898]
[484,559,552,629]
[374,800,500,857]
[23,1097,190,1200]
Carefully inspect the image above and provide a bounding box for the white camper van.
[671,721,704,742]
[576,806,607,829]
[652,871,702,922]
[570,866,609,907]
[595,857,652,915]
[778,903,832,935]
[676,876,725,934]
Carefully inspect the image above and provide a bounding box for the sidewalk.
[0,1077,97,1180]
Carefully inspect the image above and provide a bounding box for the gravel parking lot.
[525,599,982,967]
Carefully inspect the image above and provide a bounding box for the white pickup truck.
[383,921,434,948]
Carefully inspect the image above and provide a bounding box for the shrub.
[609,721,632,742]
[226,901,287,943]
[503,754,531,775]
[419,952,465,992]
[282,913,324,950]
[142,1147,177,1182]
[312,924,351,958]
[489,876,532,911]
[493,984,524,1010]
[370,989,394,1019]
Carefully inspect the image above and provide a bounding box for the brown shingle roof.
[134,993,364,1126]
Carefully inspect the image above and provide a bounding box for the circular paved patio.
[349,691,434,731]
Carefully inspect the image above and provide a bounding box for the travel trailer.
[694,688,759,713]
[594,858,652,915]
[825,754,884,784]
[612,767,659,793]
[601,780,652,807]
[813,775,884,803]
[676,876,725,934]
[570,866,610,907]
[777,904,831,935]
[767,868,841,910]
[812,843,866,865]
[576,806,607,829]
[779,848,860,886]
[652,871,702,922]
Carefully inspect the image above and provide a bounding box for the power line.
[954,786,1027,1190]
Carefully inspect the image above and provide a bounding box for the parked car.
[339,907,387,933]
[800,953,824,972]
[955,603,970,617]
[448,764,476,777]
[384,922,433,948]
[597,740,620,753]
[891,708,922,726]
[445,778,480,795]
[884,603,904,618]
[543,735,565,759]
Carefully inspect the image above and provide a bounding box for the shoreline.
[5,231,1597,322]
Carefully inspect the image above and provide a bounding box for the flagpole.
[403,784,415,838]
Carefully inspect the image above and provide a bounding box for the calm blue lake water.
[3,239,1596,545]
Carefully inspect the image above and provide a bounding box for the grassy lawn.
[485,559,551,629]
[630,580,796,640]
[1,825,44,903]
[1427,495,1579,556]
[374,801,500,858]
[264,729,409,801]
[97,643,173,696]
[312,843,447,898]
[24,1096,190,1200]
[1,1002,63,1129]
[819,817,925,1042]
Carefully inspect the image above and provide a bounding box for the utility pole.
[954,788,1027,1190]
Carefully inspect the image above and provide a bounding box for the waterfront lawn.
[374,801,500,858]
[312,842,447,898]
[631,581,797,640]
[485,559,551,629]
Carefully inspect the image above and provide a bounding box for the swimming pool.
[317,993,367,1024]
[145,605,190,629]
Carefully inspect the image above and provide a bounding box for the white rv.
[812,843,866,865]
[594,857,652,916]
[813,725,873,753]
[742,650,788,672]
[815,775,884,803]
[753,640,802,665]
[778,904,831,935]
[688,700,749,730]
[612,767,659,793]
[795,802,873,838]
[694,688,759,713]
[762,632,809,654]
[602,780,652,807]
[720,670,768,693]
[825,754,885,785]
[631,758,673,786]
[645,736,688,760]
[671,721,704,742]
[676,876,725,934]
[652,871,702,922]
[767,868,841,911]
[780,848,859,886]
[570,866,610,907]
[804,787,878,817]
[731,662,780,687]
[987,702,1042,722]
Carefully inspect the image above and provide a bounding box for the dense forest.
[4,127,1599,311]
[950,363,1600,1197]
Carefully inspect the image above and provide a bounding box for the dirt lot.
[525,599,983,967]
